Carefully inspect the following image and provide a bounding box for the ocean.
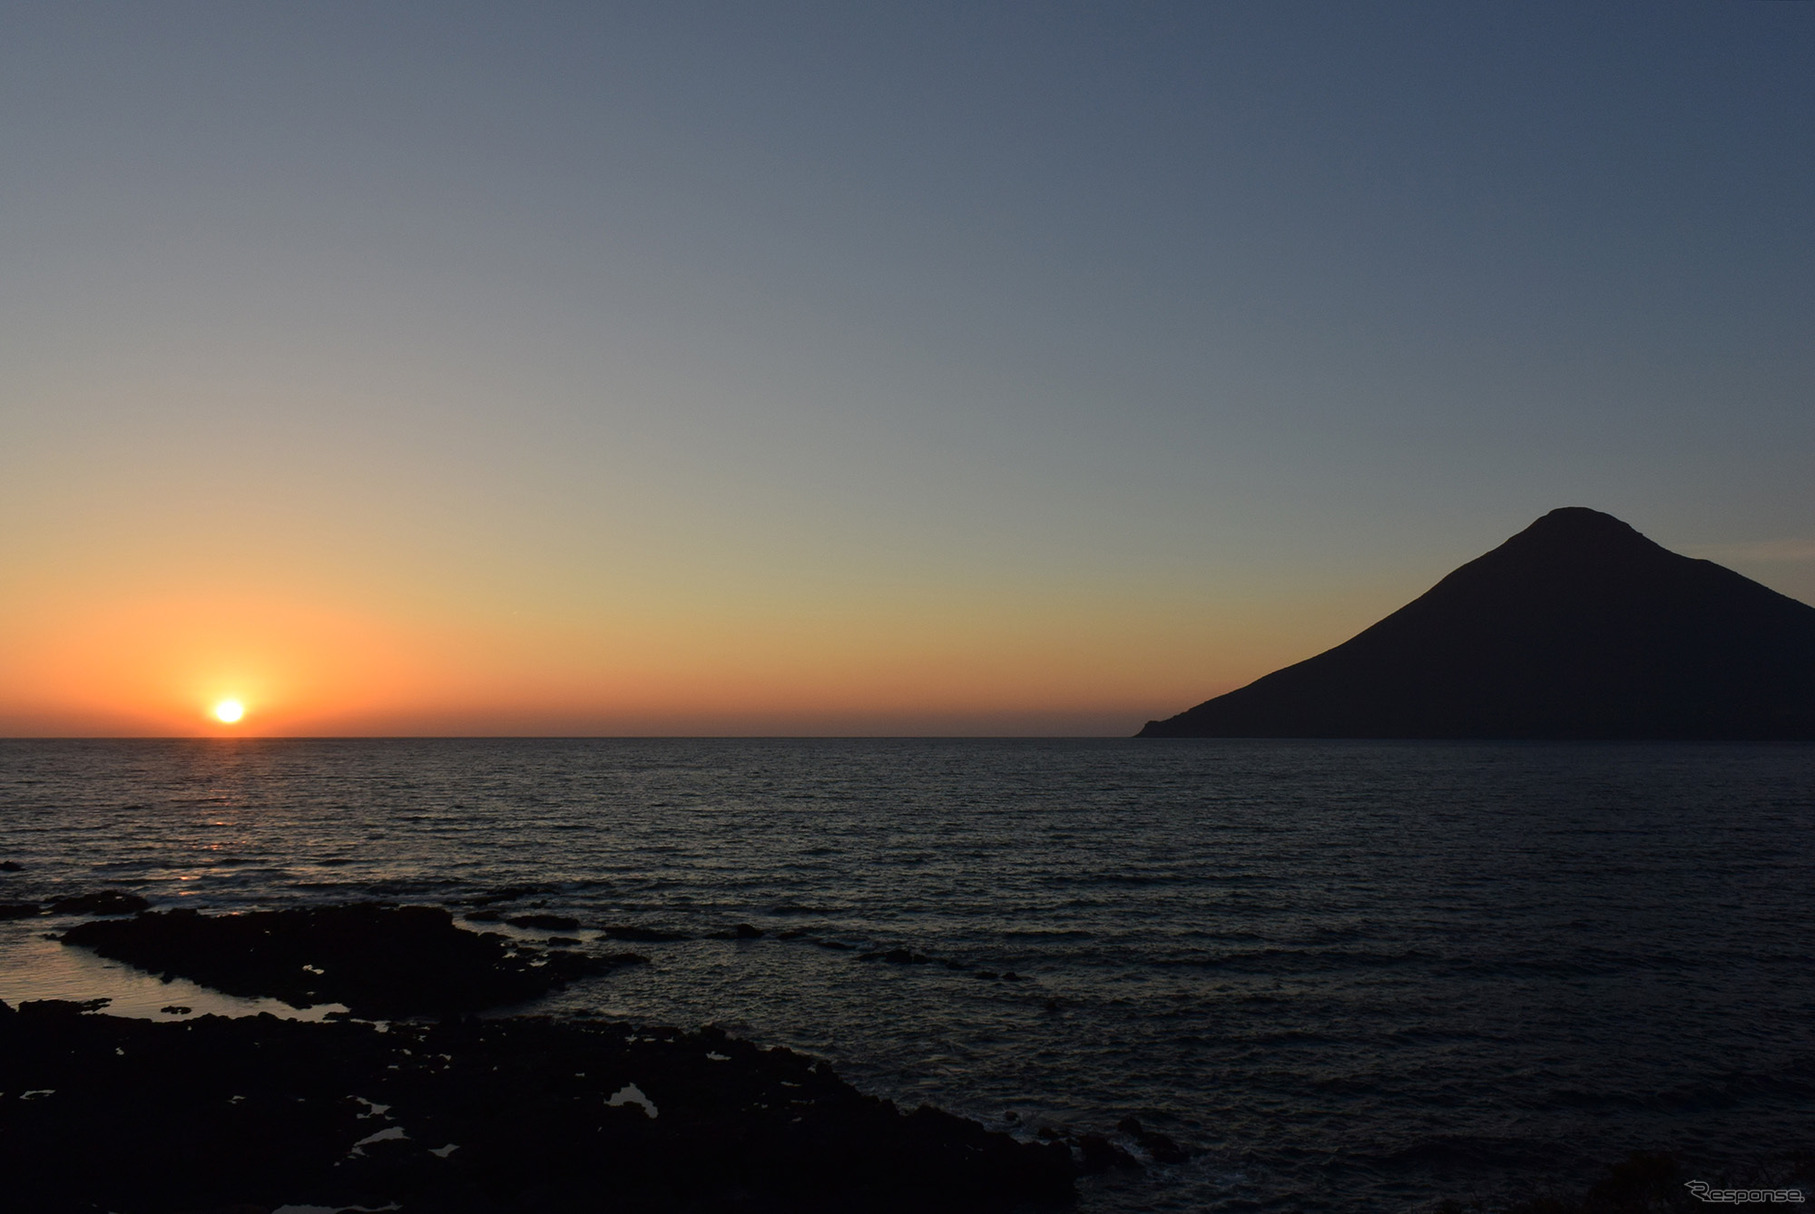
[1,737,1810,1211]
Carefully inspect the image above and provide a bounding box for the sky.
[2,1,1811,736]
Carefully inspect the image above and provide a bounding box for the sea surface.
[1,738,1811,1212]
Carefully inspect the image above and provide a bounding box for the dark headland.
[1140,507,1815,739]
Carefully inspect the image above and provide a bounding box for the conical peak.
[1140,506,1815,738]
[1491,507,1665,564]
[1521,506,1642,540]
[1139,500,1815,740]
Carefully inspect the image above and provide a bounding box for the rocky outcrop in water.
[1140,507,1815,739]
[51,890,151,915]
[60,903,636,1018]
[0,889,149,918]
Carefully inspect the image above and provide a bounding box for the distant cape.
[1138,508,1815,740]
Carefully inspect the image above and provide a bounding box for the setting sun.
[213,699,245,724]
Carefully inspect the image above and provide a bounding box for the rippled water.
[1,738,1811,1211]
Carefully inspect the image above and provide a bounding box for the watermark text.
[1686,1181,1806,1204]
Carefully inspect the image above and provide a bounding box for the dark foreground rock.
[0,999,1074,1214]
[61,903,634,1018]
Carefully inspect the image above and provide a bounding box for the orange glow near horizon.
[0,560,1390,736]
[0,603,1293,738]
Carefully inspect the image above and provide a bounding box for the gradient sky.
[3,1,1812,735]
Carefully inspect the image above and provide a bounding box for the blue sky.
[2,2,1811,733]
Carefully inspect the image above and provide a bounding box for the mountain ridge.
[1138,508,1815,739]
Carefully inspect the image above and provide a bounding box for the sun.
[213,699,245,724]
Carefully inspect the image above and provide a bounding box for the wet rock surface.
[49,889,152,916]
[1116,1115,1188,1165]
[60,903,633,1018]
[0,999,1075,1214]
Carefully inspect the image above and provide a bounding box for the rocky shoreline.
[0,999,1076,1213]
[0,897,1115,1213]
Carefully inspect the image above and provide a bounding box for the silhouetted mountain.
[1139,508,1815,739]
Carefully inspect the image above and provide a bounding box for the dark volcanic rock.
[60,903,613,1018]
[1075,1132,1139,1172]
[1140,507,1815,739]
[50,890,151,915]
[1117,1115,1189,1164]
[0,1000,1073,1214]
